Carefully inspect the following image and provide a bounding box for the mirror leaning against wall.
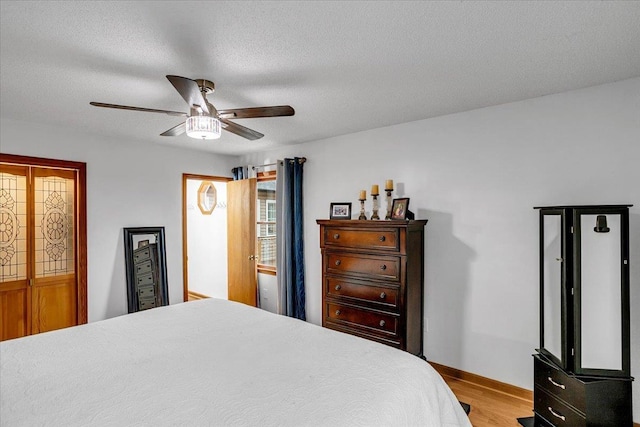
[124,227,169,313]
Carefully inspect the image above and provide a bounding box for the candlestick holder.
[371,194,380,220]
[358,198,367,220]
[384,188,393,219]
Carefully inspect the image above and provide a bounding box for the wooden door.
[0,164,30,339]
[227,178,257,306]
[0,156,86,341]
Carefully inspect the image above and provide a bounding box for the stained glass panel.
[0,172,27,282]
[34,176,75,277]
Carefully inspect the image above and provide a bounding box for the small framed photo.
[330,202,352,220]
[391,198,410,220]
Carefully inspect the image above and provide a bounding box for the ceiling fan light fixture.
[185,115,221,140]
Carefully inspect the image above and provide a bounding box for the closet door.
[0,160,83,340]
[0,164,30,339]
[31,167,77,334]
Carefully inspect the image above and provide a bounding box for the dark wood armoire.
[533,205,633,426]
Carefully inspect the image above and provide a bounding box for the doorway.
[182,174,230,302]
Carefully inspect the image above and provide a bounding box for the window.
[266,200,276,236]
[257,178,276,268]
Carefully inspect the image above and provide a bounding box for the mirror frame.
[197,180,217,215]
[124,226,169,313]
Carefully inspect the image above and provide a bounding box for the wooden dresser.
[317,219,427,357]
[132,243,160,311]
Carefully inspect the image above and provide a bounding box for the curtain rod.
[252,157,307,170]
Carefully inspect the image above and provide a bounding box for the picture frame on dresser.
[391,198,410,219]
[330,202,352,219]
[124,226,169,313]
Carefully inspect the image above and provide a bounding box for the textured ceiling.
[1,1,639,155]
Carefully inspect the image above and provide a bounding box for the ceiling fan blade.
[166,75,209,115]
[217,105,295,119]
[160,122,186,137]
[90,102,187,117]
[220,118,264,140]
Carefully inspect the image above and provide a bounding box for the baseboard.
[429,361,533,402]
[431,362,640,425]
[187,290,210,301]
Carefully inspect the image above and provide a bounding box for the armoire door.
[226,178,257,306]
[0,155,87,341]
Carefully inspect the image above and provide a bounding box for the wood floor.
[438,366,640,427]
[440,373,533,427]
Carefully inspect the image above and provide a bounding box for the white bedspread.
[1,298,471,426]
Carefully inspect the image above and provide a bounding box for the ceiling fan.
[90,75,294,141]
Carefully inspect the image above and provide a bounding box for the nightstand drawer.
[326,277,399,309]
[534,356,585,411]
[326,302,398,336]
[326,252,400,281]
[323,227,400,252]
[535,387,585,427]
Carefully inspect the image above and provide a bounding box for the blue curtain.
[231,166,248,180]
[276,158,306,320]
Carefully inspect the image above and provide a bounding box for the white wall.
[1,118,238,321]
[241,77,640,421]
[186,178,228,299]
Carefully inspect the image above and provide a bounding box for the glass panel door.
[577,212,622,373]
[34,172,75,278]
[541,212,564,367]
[0,167,28,283]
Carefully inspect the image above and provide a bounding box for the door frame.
[0,153,88,324]
[181,173,231,302]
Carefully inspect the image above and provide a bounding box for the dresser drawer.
[535,386,585,427]
[534,356,585,412]
[326,252,400,282]
[323,227,400,252]
[326,302,398,336]
[326,277,399,309]
[136,272,155,286]
[133,246,152,263]
[138,297,157,311]
[137,284,156,299]
[135,260,154,275]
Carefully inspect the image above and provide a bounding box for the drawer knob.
[333,233,340,239]
[335,309,341,316]
[379,320,386,327]
[379,235,386,242]
[380,264,387,270]
[380,292,386,299]
[335,260,341,266]
[335,284,341,291]
[547,377,566,390]
[547,407,566,422]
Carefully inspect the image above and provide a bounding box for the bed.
[1,298,471,426]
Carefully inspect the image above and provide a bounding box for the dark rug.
[517,416,534,427]
[460,401,471,415]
